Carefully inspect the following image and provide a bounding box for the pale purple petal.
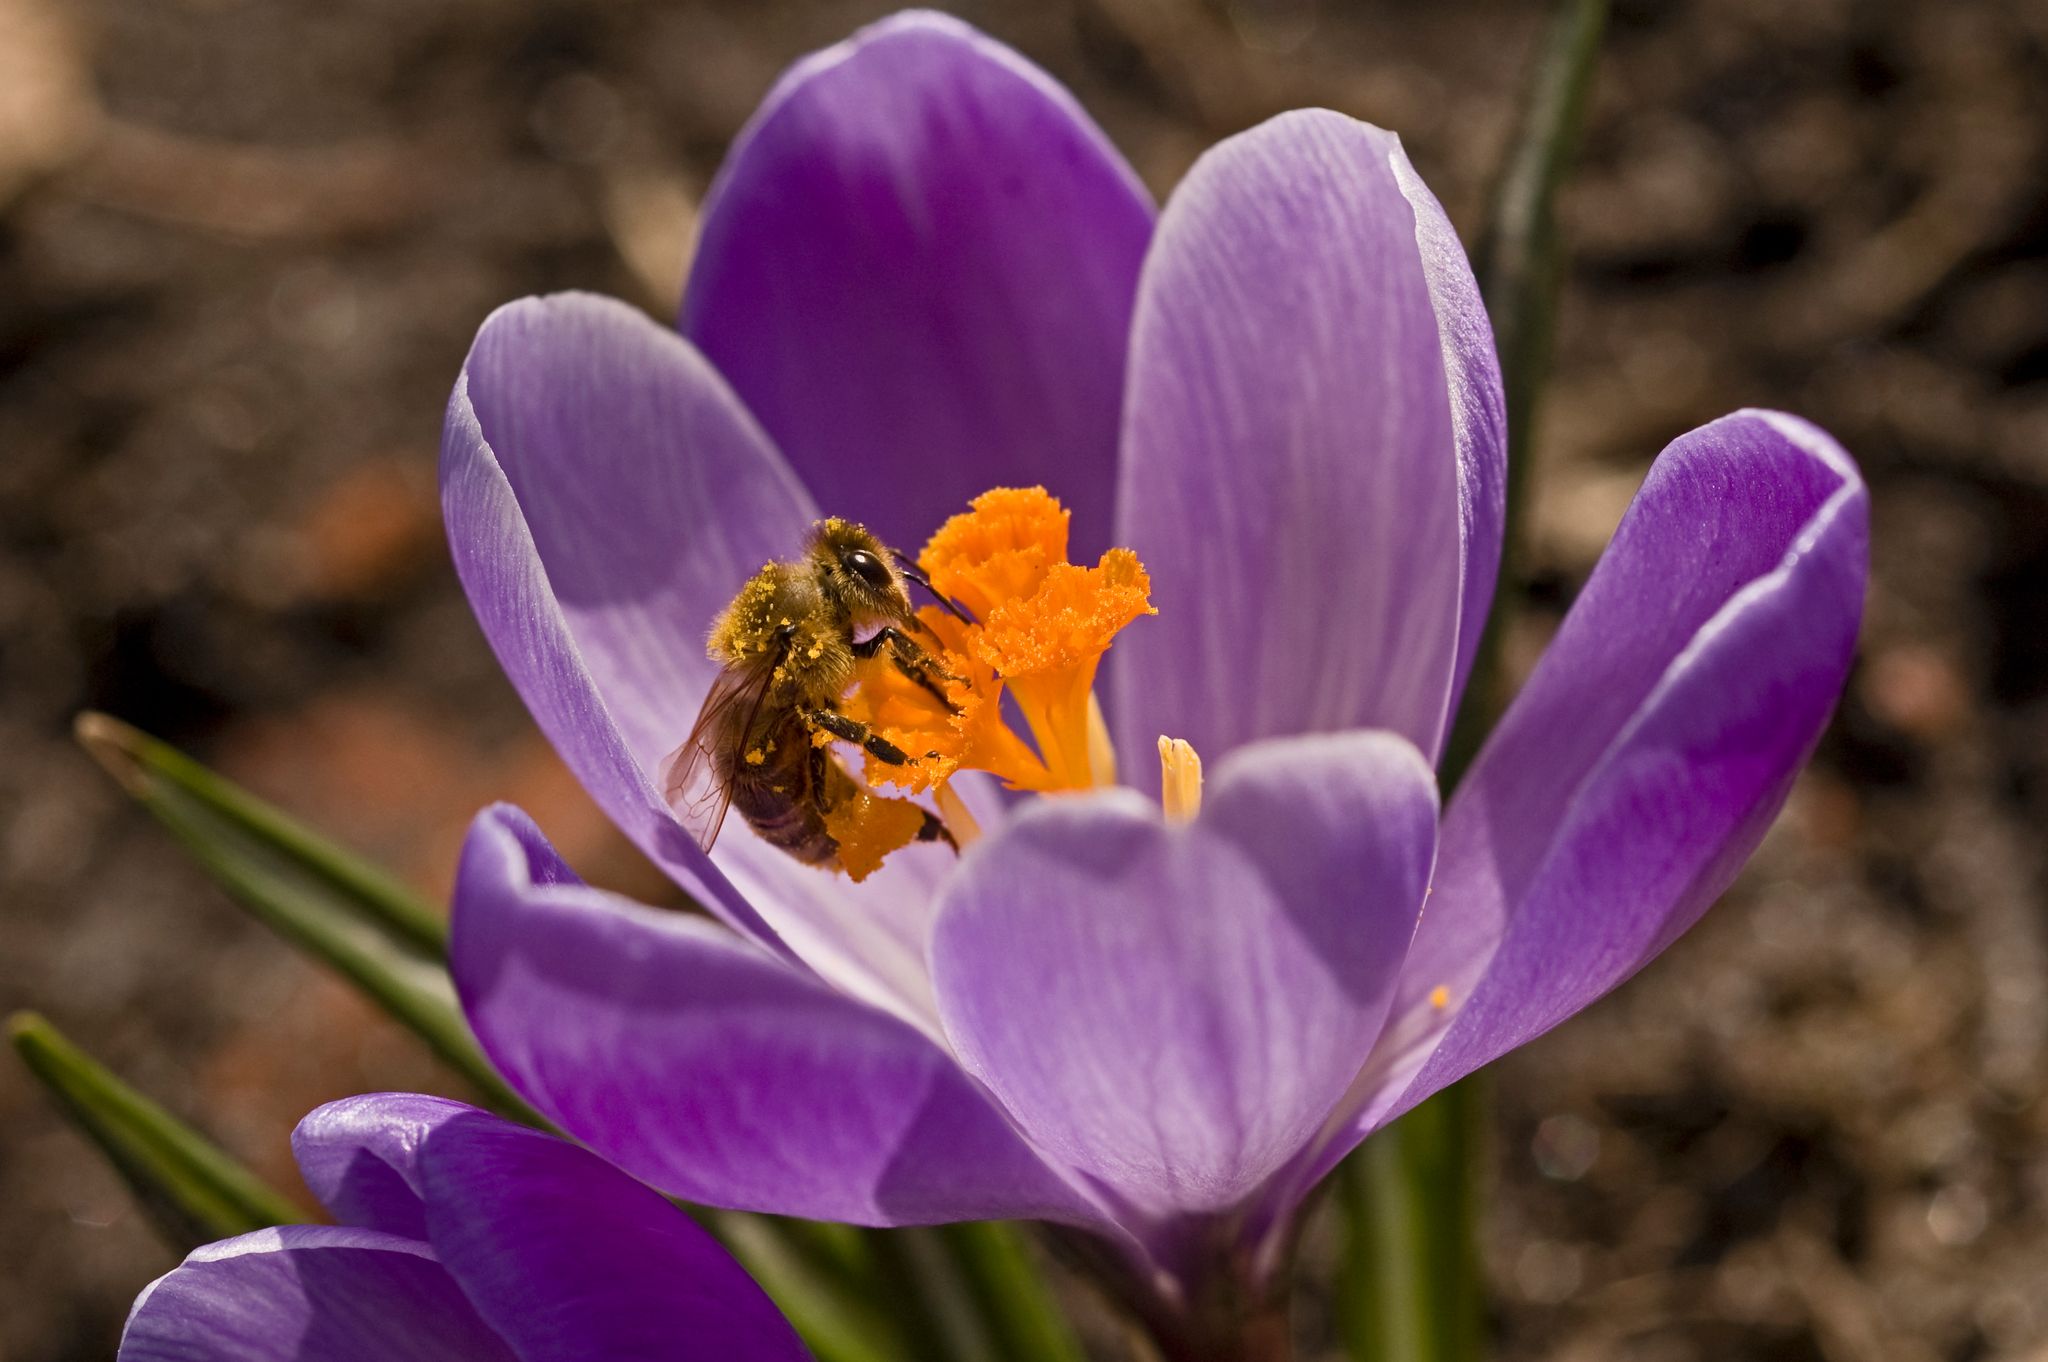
[930,733,1437,1218]
[450,803,1104,1229]
[419,1110,810,1362]
[1390,148,1507,720]
[684,10,1154,559]
[444,291,949,1025]
[117,1227,513,1362]
[1110,111,1466,777]
[1334,412,1866,1158]
[291,1093,471,1239]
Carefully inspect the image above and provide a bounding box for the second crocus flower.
[118,1095,809,1362]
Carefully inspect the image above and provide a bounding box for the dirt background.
[3,0,2046,1358]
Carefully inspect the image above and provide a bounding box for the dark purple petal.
[1109,111,1469,777]
[930,733,1437,1217]
[292,1093,472,1239]
[683,11,1154,560]
[450,803,1104,1228]
[444,290,951,1021]
[117,1227,513,1362]
[418,1109,810,1362]
[1339,412,1866,1153]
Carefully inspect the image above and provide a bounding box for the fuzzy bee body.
[663,519,956,868]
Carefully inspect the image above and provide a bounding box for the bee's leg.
[916,808,957,851]
[808,705,959,855]
[852,628,961,711]
[804,707,917,766]
[807,742,834,810]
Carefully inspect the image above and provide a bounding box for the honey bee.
[662,517,960,868]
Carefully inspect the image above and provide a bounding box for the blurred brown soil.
[3,1,2047,1359]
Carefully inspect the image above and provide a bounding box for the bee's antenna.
[892,551,972,624]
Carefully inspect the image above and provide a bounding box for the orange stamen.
[977,548,1152,789]
[918,486,1070,621]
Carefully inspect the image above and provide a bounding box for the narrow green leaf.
[859,1228,994,1362]
[1474,0,1611,503]
[711,1204,1081,1362]
[77,712,446,955]
[937,1222,1088,1362]
[74,712,538,1124]
[1445,0,1613,786]
[712,1214,905,1362]
[10,1011,303,1250]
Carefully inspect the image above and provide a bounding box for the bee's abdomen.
[728,743,839,867]
[735,791,837,865]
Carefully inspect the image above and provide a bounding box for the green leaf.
[711,1215,905,1362]
[937,1222,1088,1362]
[74,712,538,1123]
[863,1224,1085,1362]
[77,712,445,954]
[1474,0,1612,499]
[1444,0,1611,787]
[10,1011,303,1250]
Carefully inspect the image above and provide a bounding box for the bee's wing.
[659,658,779,856]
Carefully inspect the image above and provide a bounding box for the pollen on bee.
[807,645,823,660]
[744,748,766,766]
[1429,985,1451,1010]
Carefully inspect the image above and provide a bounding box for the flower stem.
[1150,1301,1292,1362]
[1336,1080,1488,1362]
[1045,1224,1295,1362]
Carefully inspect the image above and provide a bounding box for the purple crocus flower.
[440,3,1866,1324]
[117,1095,808,1361]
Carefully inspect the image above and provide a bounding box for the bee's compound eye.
[843,549,893,589]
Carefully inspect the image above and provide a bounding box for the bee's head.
[808,518,913,621]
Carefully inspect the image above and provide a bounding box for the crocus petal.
[1343,411,1866,1151]
[930,733,1437,1218]
[417,1109,810,1362]
[445,290,949,1025]
[292,1092,471,1239]
[1110,111,1473,778]
[684,10,1154,559]
[118,1227,513,1362]
[451,803,1104,1229]
[1390,149,1507,718]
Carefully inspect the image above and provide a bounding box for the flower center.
[834,486,1157,868]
